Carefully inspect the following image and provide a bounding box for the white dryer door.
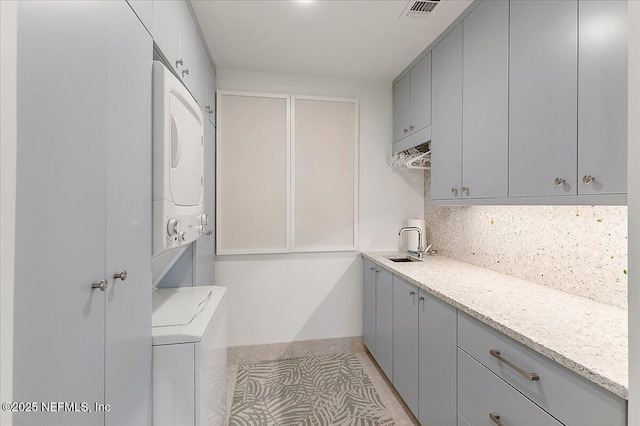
[169,92,203,206]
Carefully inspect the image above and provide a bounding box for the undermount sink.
[387,256,422,263]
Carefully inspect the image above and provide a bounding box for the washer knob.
[167,218,180,236]
[178,232,186,242]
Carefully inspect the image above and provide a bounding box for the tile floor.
[226,351,418,425]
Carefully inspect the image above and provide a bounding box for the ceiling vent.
[400,0,440,19]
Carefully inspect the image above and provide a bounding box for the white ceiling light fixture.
[400,0,441,19]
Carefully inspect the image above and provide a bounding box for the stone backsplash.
[424,173,628,309]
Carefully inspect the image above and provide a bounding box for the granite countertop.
[362,251,629,400]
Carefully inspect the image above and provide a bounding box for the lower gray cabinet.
[376,267,394,380]
[419,290,457,426]
[363,259,376,354]
[458,349,563,426]
[393,277,420,417]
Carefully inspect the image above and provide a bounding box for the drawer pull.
[489,412,504,425]
[490,349,539,381]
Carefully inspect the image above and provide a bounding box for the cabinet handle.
[490,349,539,381]
[461,186,469,194]
[418,296,425,302]
[205,231,213,236]
[182,68,189,77]
[403,128,408,134]
[582,175,595,184]
[175,58,184,68]
[450,187,458,196]
[206,105,213,114]
[370,267,375,271]
[489,412,504,426]
[375,270,379,274]
[91,280,108,292]
[554,177,566,186]
[113,270,128,281]
[409,290,416,296]
[408,125,414,131]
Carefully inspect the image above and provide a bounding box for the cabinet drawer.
[458,312,626,426]
[458,349,562,426]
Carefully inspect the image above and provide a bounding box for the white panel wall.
[0,2,17,424]
[215,69,424,346]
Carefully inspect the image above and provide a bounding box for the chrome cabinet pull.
[408,125,414,131]
[182,69,189,77]
[403,128,408,134]
[370,267,375,271]
[418,296,425,302]
[489,412,504,425]
[490,349,539,381]
[451,187,458,196]
[554,177,566,186]
[113,270,128,281]
[582,175,595,184]
[409,290,416,296]
[461,186,469,194]
[92,280,108,292]
[175,58,183,68]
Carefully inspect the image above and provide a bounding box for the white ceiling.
[191,0,473,80]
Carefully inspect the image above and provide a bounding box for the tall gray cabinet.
[14,2,152,425]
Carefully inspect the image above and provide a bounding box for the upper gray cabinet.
[461,0,509,199]
[152,0,182,71]
[392,54,432,153]
[578,0,628,195]
[406,0,628,205]
[431,24,463,200]
[153,0,212,106]
[509,0,578,197]
[393,73,411,143]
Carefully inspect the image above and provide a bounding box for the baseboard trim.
[228,336,365,364]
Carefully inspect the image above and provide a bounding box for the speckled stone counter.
[362,252,628,399]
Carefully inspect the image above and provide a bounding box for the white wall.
[215,69,424,347]
[627,1,640,423]
[0,1,17,424]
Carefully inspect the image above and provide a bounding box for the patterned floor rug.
[229,353,394,425]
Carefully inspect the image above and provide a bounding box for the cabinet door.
[578,0,627,195]
[392,277,419,417]
[195,120,216,285]
[410,53,431,134]
[462,0,509,199]
[393,73,411,143]
[179,5,199,94]
[509,0,578,197]
[14,2,107,424]
[105,3,153,425]
[418,291,457,426]
[152,0,183,73]
[431,24,463,200]
[362,260,376,354]
[375,267,394,380]
[192,37,208,106]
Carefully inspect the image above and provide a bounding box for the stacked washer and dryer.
[151,60,227,426]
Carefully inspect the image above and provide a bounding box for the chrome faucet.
[399,226,428,258]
